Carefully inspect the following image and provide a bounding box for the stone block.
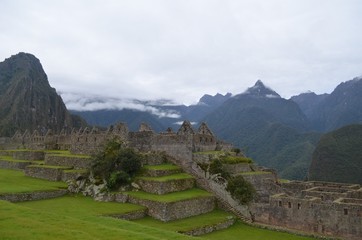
[127,194,215,221]
[136,177,195,194]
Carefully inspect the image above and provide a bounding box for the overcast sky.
[1,0,362,109]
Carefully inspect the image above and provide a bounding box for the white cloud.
[61,92,181,118]
[1,0,362,106]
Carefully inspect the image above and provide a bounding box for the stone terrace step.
[25,165,73,181]
[61,169,89,182]
[135,173,195,194]
[142,164,182,177]
[0,158,33,170]
[0,150,45,160]
[126,188,215,222]
[132,210,235,236]
[45,153,92,169]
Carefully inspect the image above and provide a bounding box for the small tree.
[226,175,256,205]
[91,139,142,190]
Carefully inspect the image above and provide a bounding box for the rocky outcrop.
[0,52,86,137]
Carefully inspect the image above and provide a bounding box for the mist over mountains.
[1,52,361,182]
[69,76,362,180]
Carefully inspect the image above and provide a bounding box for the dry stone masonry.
[0,120,361,239]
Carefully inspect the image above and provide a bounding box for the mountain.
[203,80,318,180]
[71,109,165,132]
[290,92,328,120]
[69,92,232,131]
[0,52,86,136]
[308,124,362,184]
[291,77,362,132]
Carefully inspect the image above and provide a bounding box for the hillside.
[291,77,362,132]
[308,124,362,184]
[204,80,318,180]
[0,53,86,136]
[72,109,165,132]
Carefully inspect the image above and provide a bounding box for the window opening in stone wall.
[298,203,301,210]
[278,201,282,207]
[344,208,348,215]
[288,202,292,208]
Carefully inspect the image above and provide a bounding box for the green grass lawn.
[0,167,317,240]
[133,209,234,232]
[143,164,181,171]
[0,157,30,162]
[0,169,67,193]
[1,198,195,240]
[126,188,213,203]
[202,221,315,240]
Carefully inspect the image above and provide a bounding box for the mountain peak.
[241,80,281,98]
[198,92,232,106]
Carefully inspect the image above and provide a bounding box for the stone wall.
[265,193,362,240]
[136,178,195,195]
[181,217,235,236]
[45,155,92,169]
[0,160,32,170]
[223,163,252,174]
[127,195,215,222]
[0,189,67,202]
[13,150,45,160]
[25,165,72,181]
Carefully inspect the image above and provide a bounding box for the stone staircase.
[0,150,239,236]
[107,163,237,236]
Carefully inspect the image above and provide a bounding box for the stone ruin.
[4,120,232,155]
[0,120,361,239]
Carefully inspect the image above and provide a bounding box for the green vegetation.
[143,164,181,171]
[193,151,224,155]
[0,169,66,193]
[91,139,143,190]
[27,165,72,169]
[1,198,194,240]
[137,173,193,182]
[62,169,88,173]
[202,221,315,240]
[208,159,230,179]
[220,155,253,164]
[126,188,212,203]
[18,195,145,217]
[226,175,256,205]
[0,166,316,240]
[0,157,30,162]
[133,210,233,232]
[309,124,362,184]
[239,171,270,176]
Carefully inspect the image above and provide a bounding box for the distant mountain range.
[1,52,362,182]
[70,77,362,180]
[291,77,362,132]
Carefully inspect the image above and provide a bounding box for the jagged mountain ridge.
[291,77,362,131]
[0,52,86,136]
[202,80,318,180]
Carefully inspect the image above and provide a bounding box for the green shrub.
[91,139,143,190]
[209,159,230,179]
[226,175,256,205]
